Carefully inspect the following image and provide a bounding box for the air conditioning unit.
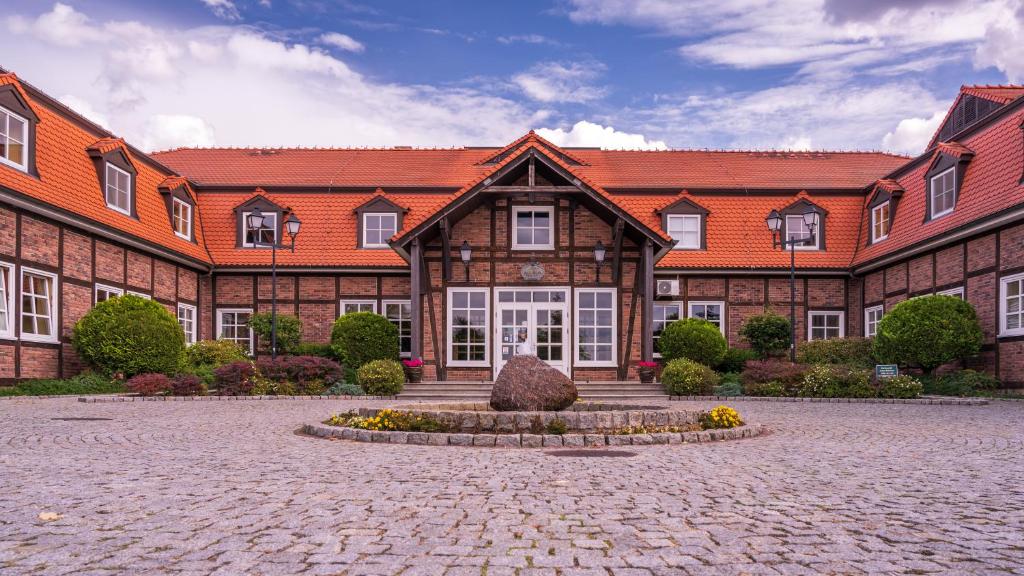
[656,279,679,297]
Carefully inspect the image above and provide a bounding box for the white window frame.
[864,305,883,338]
[362,212,397,249]
[871,201,890,243]
[511,206,555,250]
[127,290,151,300]
[999,272,1024,337]
[0,262,15,339]
[241,211,277,248]
[339,300,377,315]
[447,287,490,367]
[20,267,58,343]
[930,167,956,219]
[105,163,132,215]
[177,303,197,344]
[95,283,123,304]
[667,214,702,250]
[172,198,192,240]
[937,286,964,299]
[807,310,845,341]
[574,287,617,367]
[786,214,820,250]
[652,301,682,358]
[0,106,29,172]
[383,299,412,358]
[216,308,253,354]
[687,300,726,335]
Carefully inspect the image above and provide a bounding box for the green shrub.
[356,359,405,396]
[658,318,728,366]
[184,340,248,368]
[873,295,984,375]
[798,337,875,368]
[740,312,791,359]
[716,348,758,373]
[546,419,568,435]
[252,377,296,396]
[248,313,302,355]
[661,358,720,396]
[923,369,1000,397]
[797,365,874,398]
[331,312,399,376]
[878,375,923,399]
[326,381,365,396]
[72,295,185,378]
[743,380,787,397]
[293,342,337,359]
[126,373,171,396]
[255,355,343,395]
[0,373,124,397]
[712,381,742,396]
[180,364,216,388]
[741,360,807,395]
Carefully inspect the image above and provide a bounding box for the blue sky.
[2,0,1022,154]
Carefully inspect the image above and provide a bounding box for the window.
[786,214,819,250]
[217,309,253,354]
[575,288,616,366]
[362,213,397,248]
[652,302,681,356]
[20,268,57,343]
[871,202,890,242]
[666,215,701,249]
[172,198,192,240]
[384,300,412,358]
[340,300,377,315]
[105,163,132,215]
[0,106,28,171]
[448,288,488,365]
[178,303,196,344]
[865,305,883,337]
[242,211,277,247]
[808,311,844,341]
[1000,273,1024,337]
[95,284,123,304]
[930,167,956,219]
[512,207,554,250]
[937,286,964,299]
[688,301,725,334]
[0,262,13,338]
[127,291,151,300]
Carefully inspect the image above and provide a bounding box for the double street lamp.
[765,207,817,363]
[246,207,302,359]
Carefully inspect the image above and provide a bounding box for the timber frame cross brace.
[611,218,624,283]
[439,217,452,281]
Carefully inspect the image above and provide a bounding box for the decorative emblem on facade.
[520,261,545,282]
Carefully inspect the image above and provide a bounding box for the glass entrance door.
[494,288,569,377]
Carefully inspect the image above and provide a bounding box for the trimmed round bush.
[73,295,185,378]
[740,312,791,359]
[797,337,874,368]
[716,347,758,373]
[170,374,206,396]
[658,318,727,366]
[127,373,171,396]
[331,312,399,372]
[356,359,405,396]
[873,295,984,375]
[185,340,248,368]
[878,375,923,399]
[292,342,337,359]
[660,358,720,396]
[248,313,302,355]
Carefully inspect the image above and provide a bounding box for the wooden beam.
[528,155,535,187]
[483,186,578,193]
[439,218,451,281]
[410,238,423,359]
[640,238,655,362]
[612,218,624,283]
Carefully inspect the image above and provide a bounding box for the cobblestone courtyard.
[1,398,1022,575]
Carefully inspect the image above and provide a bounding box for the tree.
[873,295,983,375]
[740,312,791,359]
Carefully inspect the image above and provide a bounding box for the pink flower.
[637,361,658,368]
[402,358,424,368]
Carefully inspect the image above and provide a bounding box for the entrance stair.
[396,381,668,402]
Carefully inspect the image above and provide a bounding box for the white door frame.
[493,287,570,378]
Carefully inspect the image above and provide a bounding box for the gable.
[932,92,1007,148]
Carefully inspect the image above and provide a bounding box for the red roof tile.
[960,85,1024,104]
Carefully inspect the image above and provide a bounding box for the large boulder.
[490,355,578,412]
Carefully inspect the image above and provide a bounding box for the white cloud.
[57,95,110,129]
[143,115,217,151]
[200,0,241,21]
[881,110,945,154]
[5,2,103,47]
[512,61,607,103]
[497,34,559,45]
[319,32,365,53]
[974,7,1024,81]
[537,121,667,150]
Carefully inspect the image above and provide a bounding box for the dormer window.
[930,167,956,219]
[363,213,397,248]
[243,211,277,247]
[512,206,553,250]
[172,197,192,240]
[105,163,132,214]
[667,214,701,249]
[786,213,819,250]
[0,106,28,171]
[871,201,890,242]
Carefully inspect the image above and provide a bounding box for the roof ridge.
[152,145,473,153]
[961,83,1024,89]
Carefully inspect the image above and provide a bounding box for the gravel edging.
[669,395,988,406]
[302,422,767,448]
[77,394,396,403]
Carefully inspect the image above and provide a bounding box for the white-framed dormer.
[512,206,554,250]
[172,197,192,240]
[667,214,701,250]
[929,167,956,220]
[241,210,277,247]
[871,201,890,243]
[786,213,820,250]
[0,105,29,173]
[362,213,398,249]
[0,261,15,339]
[104,163,133,216]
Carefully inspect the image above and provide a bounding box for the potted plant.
[402,358,424,383]
[637,361,657,384]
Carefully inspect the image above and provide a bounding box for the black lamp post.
[247,208,301,359]
[460,240,472,282]
[594,240,607,282]
[765,207,817,362]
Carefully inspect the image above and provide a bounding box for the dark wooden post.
[410,238,423,359]
[640,239,654,362]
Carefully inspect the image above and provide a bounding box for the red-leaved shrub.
[214,361,257,396]
[170,374,206,396]
[126,373,171,396]
[740,360,807,395]
[255,355,342,395]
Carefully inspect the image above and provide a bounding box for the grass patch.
[0,374,125,397]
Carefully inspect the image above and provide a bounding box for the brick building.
[1,70,1023,384]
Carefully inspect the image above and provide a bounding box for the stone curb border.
[669,395,988,406]
[77,394,396,403]
[302,422,767,448]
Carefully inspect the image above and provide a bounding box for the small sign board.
[875,364,899,379]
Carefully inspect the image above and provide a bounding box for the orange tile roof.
[960,85,1024,104]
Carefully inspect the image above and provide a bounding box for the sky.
[2,0,1022,155]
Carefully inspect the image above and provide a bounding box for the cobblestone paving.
[1,398,1022,575]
